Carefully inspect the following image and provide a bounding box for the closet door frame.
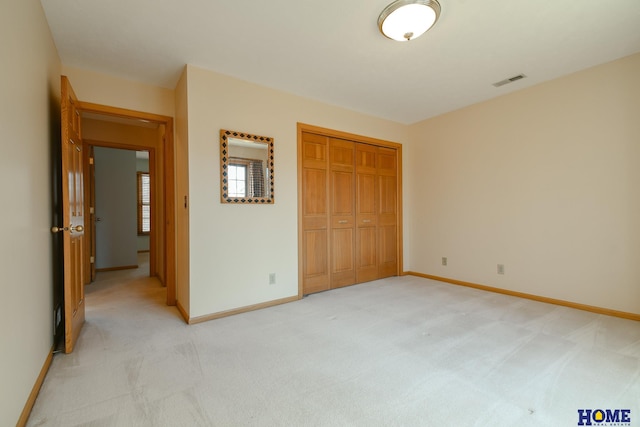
[297,123,403,297]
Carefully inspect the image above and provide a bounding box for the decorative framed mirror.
[220,129,275,204]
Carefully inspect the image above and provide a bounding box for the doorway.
[90,146,151,276]
[79,103,176,306]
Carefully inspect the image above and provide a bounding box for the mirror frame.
[220,129,275,204]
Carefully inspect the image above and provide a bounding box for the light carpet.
[28,260,640,426]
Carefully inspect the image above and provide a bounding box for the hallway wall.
[93,147,138,269]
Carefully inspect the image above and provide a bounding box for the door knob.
[51,225,83,233]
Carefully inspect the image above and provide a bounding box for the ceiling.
[41,0,640,124]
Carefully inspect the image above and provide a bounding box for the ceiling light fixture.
[378,0,441,42]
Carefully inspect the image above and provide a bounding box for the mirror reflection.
[220,130,274,204]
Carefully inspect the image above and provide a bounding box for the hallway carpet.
[28,263,640,426]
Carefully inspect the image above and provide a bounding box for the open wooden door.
[52,76,86,353]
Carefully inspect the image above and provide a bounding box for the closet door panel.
[303,230,329,294]
[332,171,353,215]
[303,169,327,216]
[378,224,397,278]
[378,174,397,215]
[330,142,355,168]
[357,174,376,215]
[303,137,328,168]
[331,228,355,287]
[356,143,378,283]
[357,226,378,282]
[377,147,398,278]
[377,149,396,174]
[302,132,329,294]
[329,139,355,288]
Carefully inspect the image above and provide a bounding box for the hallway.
[83,252,180,326]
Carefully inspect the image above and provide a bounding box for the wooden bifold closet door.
[329,138,357,288]
[301,130,399,295]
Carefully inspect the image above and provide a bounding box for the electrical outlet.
[497,264,505,275]
[442,257,447,266]
[269,273,276,285]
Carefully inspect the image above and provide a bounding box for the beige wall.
[175,67,190,315]
[185,65,408,318]
[61,65,175,118]
[0,0,61,423]
[407,53,640,314]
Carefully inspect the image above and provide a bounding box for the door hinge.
[90,206,94,214]
[90,256,95,264]
[89,157,94,165]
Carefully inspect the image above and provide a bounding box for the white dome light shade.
[378,0,441,42]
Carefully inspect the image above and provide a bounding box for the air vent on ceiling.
[492,73,527,88]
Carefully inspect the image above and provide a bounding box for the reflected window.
[228,164,247,197]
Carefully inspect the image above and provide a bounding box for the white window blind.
[137,172,150,234]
